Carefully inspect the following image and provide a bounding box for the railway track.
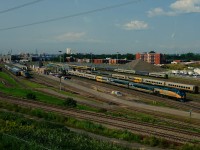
[71,76,200,113]
[29,74,200,127]
[0,94,199,144]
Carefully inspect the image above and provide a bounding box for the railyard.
[1,62,200,149]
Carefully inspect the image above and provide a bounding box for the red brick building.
[93,59,129,64]
[135,52,165,64]
[93,59,104,64]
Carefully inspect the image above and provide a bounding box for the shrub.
[63,98,77,108]
[26,93,36,100]
[98,108,107,113]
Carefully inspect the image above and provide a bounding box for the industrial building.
[0,55,11,62]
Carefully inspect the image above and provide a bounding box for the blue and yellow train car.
[154,87,186,102]
[129,82,155,94]
[109,78,129,88]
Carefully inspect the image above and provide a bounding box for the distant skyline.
[0,0,200,54]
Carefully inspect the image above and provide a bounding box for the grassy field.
[1,71,200,133]
[0,72,19,86]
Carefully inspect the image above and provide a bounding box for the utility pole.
[59,76,62,91]
[90,52,92,63]
[58,51,62,91]
[90,52,93,71]
[117,52,119,64]
[59,51,62,63]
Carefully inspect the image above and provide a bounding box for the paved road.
[43,74,200,120]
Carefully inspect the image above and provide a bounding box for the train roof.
[129,81,155,89]
[110,78,129,84]
[13,63,27,68]
[154,86,186,94]
[165,81,196,87]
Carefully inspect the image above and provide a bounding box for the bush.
[63,98,77,108]
[26,93,36,100]
[98,108,107,113]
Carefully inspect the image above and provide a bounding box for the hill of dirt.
[120,59,166,72]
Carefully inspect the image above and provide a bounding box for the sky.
[0,0,200,55]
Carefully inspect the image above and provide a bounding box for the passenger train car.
[68,70,186,101]
[108,73,198,93]
[4,64,30,78]
[114,68,168,79]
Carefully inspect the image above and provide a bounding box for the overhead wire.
[0,0,45,14]
[0,0,142,31]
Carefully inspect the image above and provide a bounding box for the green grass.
[58,89,103,104]
[76,104,100,112]
[0,84,64,105]
[1,71,199,134]
[0,82,101,112]
[0,111,128,150]
[21,79,47,88]
[0,72,18,86]
[1,101,200,149]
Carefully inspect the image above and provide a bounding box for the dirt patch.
[122,59,165,72]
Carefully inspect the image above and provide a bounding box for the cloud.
[147,7,176,17]
[148,0,200,17]
[50,32,105,43]
[123,20,148,30]
[170,0,200,13]
[55,32,85,42]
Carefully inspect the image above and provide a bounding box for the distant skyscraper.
[66,48,71,54]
